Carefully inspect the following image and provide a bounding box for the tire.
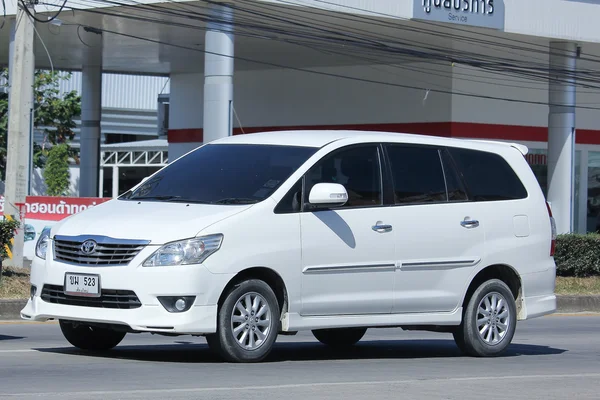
[312,327,367,348]
[59,320,126,351]
[211,279,280,363]
[453,279,517,357]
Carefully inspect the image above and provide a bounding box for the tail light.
[546,201,557,256]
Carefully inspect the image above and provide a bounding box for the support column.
[203,3,234,143]
[4,5,35,268]
[79,28,103,197]
[112,166,119,198]
[98,167,104,197]
[547,41,577,234]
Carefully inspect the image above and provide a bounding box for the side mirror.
[307,183,348,210]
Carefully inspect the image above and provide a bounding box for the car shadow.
[33,338,566,364]
[0,335,25,341]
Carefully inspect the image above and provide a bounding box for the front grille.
[41,284,142,309]
[53,235,149,266]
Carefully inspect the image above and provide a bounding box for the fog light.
[175,298,187,311]
[157,296,195,313]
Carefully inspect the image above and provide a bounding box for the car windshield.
[120,143,317,205]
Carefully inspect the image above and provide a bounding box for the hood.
[51,199,252,244]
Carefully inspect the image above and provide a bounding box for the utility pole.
[4,1,35,267]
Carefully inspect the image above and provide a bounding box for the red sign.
[0,196,111,221]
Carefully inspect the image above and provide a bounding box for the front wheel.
[210,279,280,363]
[59,320,126,351]
[453,279,517,357]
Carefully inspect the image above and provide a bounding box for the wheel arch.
[461,264,524,319]
[217,266,289,317]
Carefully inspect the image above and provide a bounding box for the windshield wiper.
[130,195,209,204]
[213,198,258,205]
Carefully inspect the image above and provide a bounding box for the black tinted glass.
[305,145,382,208]
[441,149,468,202]
[448,147,528,201]
[386,145,447,204]
[121,144,317,204]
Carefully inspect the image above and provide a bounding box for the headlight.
[143,234,223,267]
[35,228,51,260]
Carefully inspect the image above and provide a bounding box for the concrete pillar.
[547,41,578,234]
[112,166,119,198]
[99,167,104,197]
[203,3,234,143]
[79,29,103,197]
[4,7,35,267]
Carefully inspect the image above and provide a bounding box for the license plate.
[64,273,101,297]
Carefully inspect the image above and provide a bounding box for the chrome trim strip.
[400,259,479,271]
[53,234,151,246]
[303,263,396,274]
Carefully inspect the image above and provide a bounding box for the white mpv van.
[22,130,557,363]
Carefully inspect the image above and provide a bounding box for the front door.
[300,144,396,316]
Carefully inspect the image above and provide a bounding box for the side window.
[385,144,447,204]
[305,145,382,208]
[448,147,528,201]
[440,149,468,202]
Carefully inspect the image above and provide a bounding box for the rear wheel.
[453,279,517,357]
[59,320,126,351]
[210,279,280,363]
[312,327,367,348]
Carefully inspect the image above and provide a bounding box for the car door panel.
[299,144,396,316]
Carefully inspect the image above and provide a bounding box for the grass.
[0,266,31,299]
[555,276,600,296]
[1,267,600,299]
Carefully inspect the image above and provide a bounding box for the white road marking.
[4,373,600,397]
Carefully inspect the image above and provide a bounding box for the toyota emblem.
[80,239,97,255]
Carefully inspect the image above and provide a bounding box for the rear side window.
[448,147,528,201]
[385,144,447,204]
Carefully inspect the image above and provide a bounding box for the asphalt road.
[0,315,599,399]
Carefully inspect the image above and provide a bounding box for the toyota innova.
[22,130,557,362]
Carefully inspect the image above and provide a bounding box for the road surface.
[1,314,599,399]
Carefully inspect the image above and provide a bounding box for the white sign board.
[413,0,505,31]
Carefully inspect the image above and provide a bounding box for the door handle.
[372,223,393,233]
[461,219,479,229]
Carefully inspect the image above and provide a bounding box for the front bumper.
[22,245,233,335]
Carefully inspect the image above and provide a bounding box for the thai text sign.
[0,196,111,221]
[413,0,505,30]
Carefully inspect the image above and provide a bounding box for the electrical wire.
[76,0,600,88]
[19,0,68,23]
[32,22,56,113]
[56,0,600,93]
[30,0,600,106]
[47,18,600,112]
[1,0,6,30]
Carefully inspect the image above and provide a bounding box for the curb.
[0,299,27,320]
[556,295,600,313]
[1,296,600,321]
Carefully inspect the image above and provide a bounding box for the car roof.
[210,130,528,155]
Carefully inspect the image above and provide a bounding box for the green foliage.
[0,68,81,182]
[555,233,600,277]
[43,143,71,196]
[0,218,20,260]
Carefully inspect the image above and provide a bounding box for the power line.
[46,16,600,111]
[54,0,600,92]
